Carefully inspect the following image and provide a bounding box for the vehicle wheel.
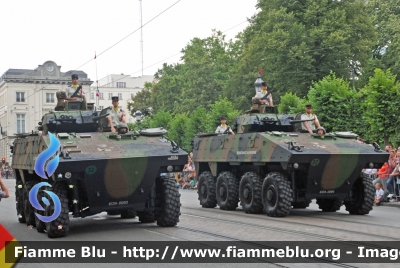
[34,189,46,233]
[23,181,36,227]
[197,171,217,208]
[45,182,70,238]
[15,184,26,223]
[239,172,263,213]
[316,199,343,212]
[121,209,137,219]
[344,173,374,215]
[107,211,121,216]
[216,171,239,210]
[137,210,155,223]
[292,199,312,209]
[155,177,181,227]
[262,172,292,217]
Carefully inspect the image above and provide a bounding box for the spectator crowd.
[364,145,400,204]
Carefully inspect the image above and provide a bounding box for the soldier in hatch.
[64,74,86,102]
[107,96,128,134]
[301,104,321,133]
[254,82,273,106]
[215,116,235,135]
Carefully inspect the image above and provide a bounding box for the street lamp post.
[135,110,142,131]
[254,73,263,94]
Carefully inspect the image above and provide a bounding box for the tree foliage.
[360,69,400,145]
[308,73,356,132]
[278,93,304,114]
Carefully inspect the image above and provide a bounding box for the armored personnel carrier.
[192,104,388,217]
[12,99,187,238]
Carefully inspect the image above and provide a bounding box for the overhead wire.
[6,0,183,130]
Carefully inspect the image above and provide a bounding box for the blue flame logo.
[34,132,60,179]
[29,182,61,222]
[30,132,61,223]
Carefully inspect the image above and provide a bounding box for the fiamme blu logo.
[30,132,62,223]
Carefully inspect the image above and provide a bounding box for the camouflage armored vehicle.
[192,104,388,217]
[12,99,186,238]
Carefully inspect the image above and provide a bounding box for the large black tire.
[316,199,343,212]
[216,171,239,210]
[262,172,292,217]
[137,210,155,223]
[239,172,263,213]
[15,184,26,223]
[155,177,181,227]
[121,209,137,219]
[344,174,374,215]
[292,199,312,209]
[35,189,46,233]
[107,211,121,216]
[197,171,217,208]
[23,181,36,227]
[45,182,70,238]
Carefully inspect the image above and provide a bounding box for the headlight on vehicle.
[167,165,173,172]
[294,163,299,169]
[369,163,374,168]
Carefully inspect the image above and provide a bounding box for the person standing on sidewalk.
[0,176,10,200]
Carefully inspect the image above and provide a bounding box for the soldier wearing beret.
[107,96,128,133]
[64,74,86,102]
[301,104,321,133]
[215,116,235,135]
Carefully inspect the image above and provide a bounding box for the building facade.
[0,60,93,162]
[89,74,153,123]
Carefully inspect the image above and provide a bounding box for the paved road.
[1,178,400,268]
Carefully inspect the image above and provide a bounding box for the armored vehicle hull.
[193,112,388,217]
[12,107,187,238]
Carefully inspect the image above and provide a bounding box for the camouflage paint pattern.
[193,113,388,199]
[12,109,187,213]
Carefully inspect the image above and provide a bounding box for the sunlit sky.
[0,0,258,84]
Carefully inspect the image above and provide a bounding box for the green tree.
[278,92,304,114]
[307,72,355,132]
[227,0,375,111]
[207,98,241,131]
[360,68,400,145]
[362,0,400,85]
[148,110,172,129]
[183,107,209,150]
[167,113,189,151]
[127,82,154,117]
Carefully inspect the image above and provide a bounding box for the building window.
[17,114,25,133]
[131,93,136,99]
[90,92,94,99]
[99,106,103,110]
[117,82,126,88]
[118,93,122,100]
[108,93,113,100]
[16,92,25,102]
[100,93,104,100]
[46,93,55,103]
